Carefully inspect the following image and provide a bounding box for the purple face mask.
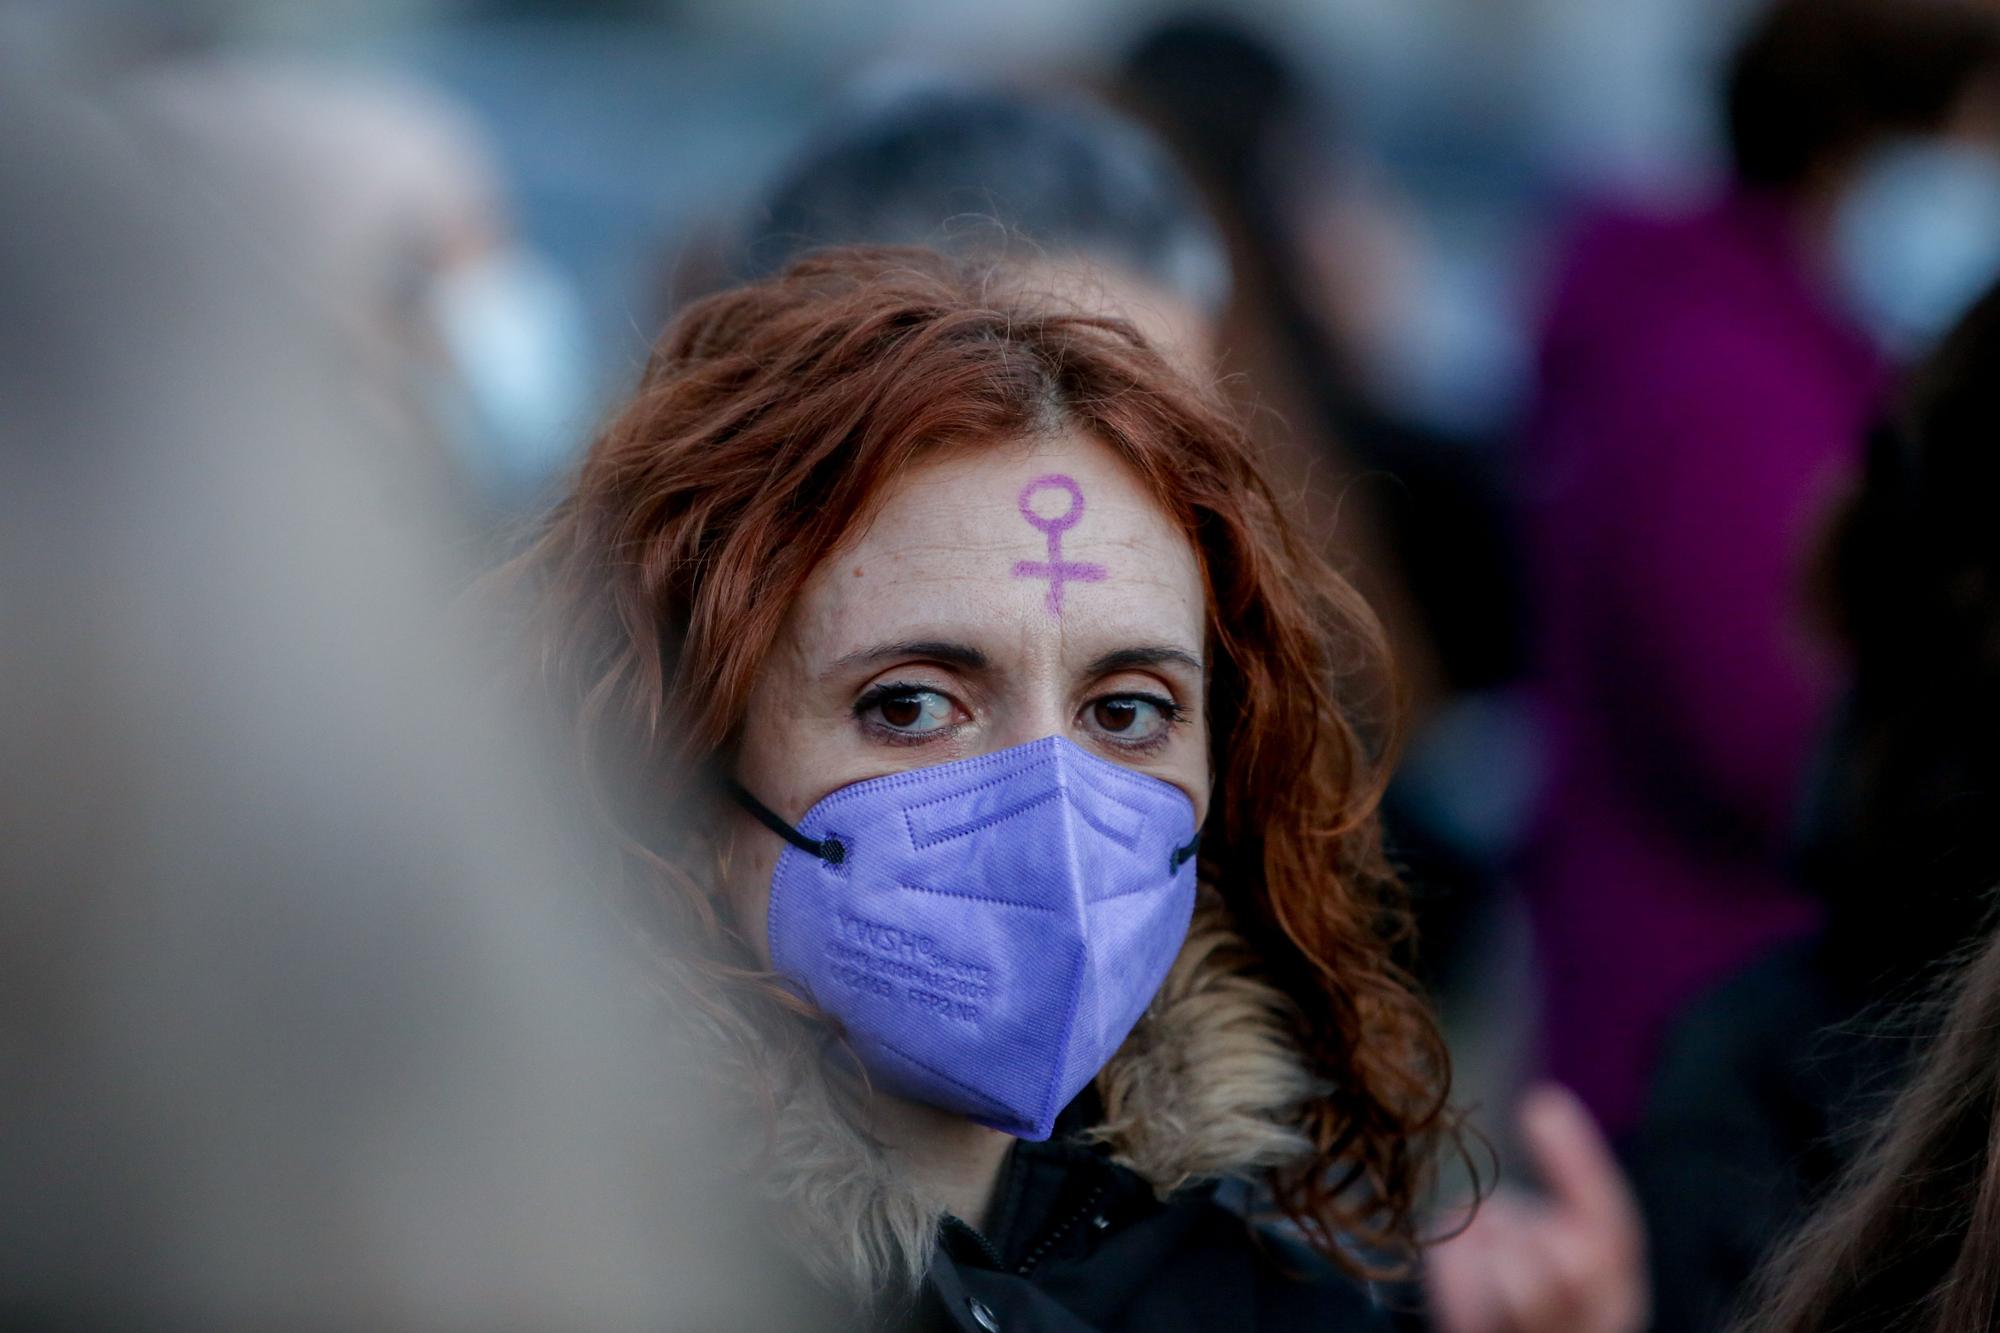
[732,736,1201,1141]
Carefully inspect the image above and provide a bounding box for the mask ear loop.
[1170,834,1200,873]
[726,780,847,866]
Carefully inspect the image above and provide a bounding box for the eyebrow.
[822,640,992,680]
[820,641,1206,682]
[1084,646,1206,678]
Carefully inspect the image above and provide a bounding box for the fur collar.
[758,889,1321,1300]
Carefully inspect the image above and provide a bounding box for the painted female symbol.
[1011,473,1106,617]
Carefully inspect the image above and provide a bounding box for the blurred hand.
[1424,1084,1649,1333]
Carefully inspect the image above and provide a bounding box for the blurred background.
[80,0,1804,1051]
[134,0,1768,455]
[11,0,2000,1328]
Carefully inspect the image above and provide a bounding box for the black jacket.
[911,1135,1393,1333]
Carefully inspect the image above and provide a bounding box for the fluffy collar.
[757,889,1322,1299]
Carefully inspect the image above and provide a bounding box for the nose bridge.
[988,681,1070,752]
[990,711,1068,752]
[984,623,1072,752]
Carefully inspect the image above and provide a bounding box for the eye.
[856,685,960,738]
[1082,693,1181,745]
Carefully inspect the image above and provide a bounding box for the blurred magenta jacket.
[1519,188,1888,1134]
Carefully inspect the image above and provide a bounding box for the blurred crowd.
[10,0,2000,1329]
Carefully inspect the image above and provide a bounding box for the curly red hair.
[500,247,1453,1270]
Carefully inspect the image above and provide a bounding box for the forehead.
[791,431,1205,656]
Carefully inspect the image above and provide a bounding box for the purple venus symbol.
[1011,473,1107,616]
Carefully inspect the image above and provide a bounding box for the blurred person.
[1634,275,2000,1330]
[496,244,1657,1332]
[1115,17,1537,1028]
[1516,0,2000,1136]
[1730,915,2000,1333]
[0,21,804,1329]
[735,82,1229,367]
[1116,38,1562,1308]
[1117,15,1529,718]
[135,55,594,513]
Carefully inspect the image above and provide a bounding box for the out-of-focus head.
[133,58,592,503]
[1119,15,1309,193]
[1117,15,1441,422]
[1725,0,2000,190]
[1833,274,2000,665]
[133,58,504,336]
[1729,0,2000,351]
[1800,274,2000,979]
[742,86,1228,364]
[508,246,1448,1278]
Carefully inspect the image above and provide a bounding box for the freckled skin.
[726,431,1210,960]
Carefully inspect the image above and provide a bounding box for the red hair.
[501,248,1453,1269]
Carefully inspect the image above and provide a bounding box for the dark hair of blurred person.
[1633,276,2000,1331]
[735,83,1228,365]
[1730,0,2000,355]
[1116,16,1526,712]
[1113,19,1535,1031]
[494,246,1459,1330]
[1514,0,2000,1140]
[1732,919,2000,1331]
[1726,0,2000,191]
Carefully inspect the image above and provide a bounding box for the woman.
[499,247,1637,1330]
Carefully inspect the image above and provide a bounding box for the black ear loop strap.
[726,780,847,865]
[732,779,1194,875]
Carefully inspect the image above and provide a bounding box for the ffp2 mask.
[733,735,1200,1140]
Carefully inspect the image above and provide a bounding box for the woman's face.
[727,430,1211,959]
